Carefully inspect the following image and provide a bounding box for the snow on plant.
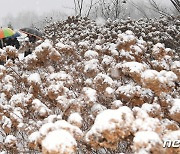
[84,50,99,60]
[169,99,180,123]
[162,130,180,154]
[132,131,164,154]
[4,135,17,149]
[42,130,77,154]
[85,106,134,149]
[56,41,74,55]
[28,120,83,153]
[5,46,18,60]
[47,82,65,100]
[132,107,162,133]
[141,69,178,95]
[116,84,153,106]
[0,65,6,79]
[141,103,162,118]
[67,112,83,128]
[31,99,51,118]
[27,72,42,85]
[84,59,100,77]
[0,16,179,153]
[82,87,97,104]
[1,116,12,134]
[91,103,107,117]
[171,60,180,80]
[120,61,149,82]
[93,73,114,92]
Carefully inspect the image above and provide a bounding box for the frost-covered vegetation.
[0,16,179,154]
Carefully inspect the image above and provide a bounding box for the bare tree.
[128,0,150,19]
[148,0,174,17]
[73,0,99,17]
[73,0,84,16]
[86,0,99,17]
[98,0,127,20]
[170,0,180,12]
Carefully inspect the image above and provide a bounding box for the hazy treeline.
[1,0,179,29]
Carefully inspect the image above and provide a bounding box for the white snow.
[163,130,180,140]
[56,42,71,50]
[141,69,177,86]
[84,50,99,59]
[141,103,161,113]
[133,131,162,152]
[48,71,72,82]
[47,82,64,95]
[171,61,180,69]
[9,93,25,107]
[84,59,99,73]
[91,103,107,115]
[53,120,83,140]
[105,87,114,95]
[10,107,23,123]
[101,55,115,65]
[152,43,165,53]
[122,62,148,73]
[141,69,159,79]
[78,41,89,47]
[68,112,83,127]
[116,84,140,97]
[95,45,102,50]
[0,65,6,73]
[27,73,42,84]
[35,39,53,51]
[111,100,123,108]
[84,78,93,85]
[134,131,161,144]
[169,99,180,114]
[1,116,12,130]
[32,99,51,117]
[86,106,134,141]
[158,70,178,84]
[42,129,77,153]
[132,107,160,132]
[5,135,17,144]
[94,73,114,86]
[82,87,97,102]
[39,122,55,136]
[28,131,40,143]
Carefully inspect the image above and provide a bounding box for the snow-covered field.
[0,16,179,154]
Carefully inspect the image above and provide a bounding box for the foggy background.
[0,0,177,29]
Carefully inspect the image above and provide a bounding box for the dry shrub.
[0,16,179,154]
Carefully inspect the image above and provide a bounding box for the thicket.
[0,16,179,154]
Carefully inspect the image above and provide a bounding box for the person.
[28,34,36,43]
[19,38,32,57]
[12,38,20,49]
[0,40,2,49]
[5,37,13,46]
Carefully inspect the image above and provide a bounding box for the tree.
[73,0,84,16]
[147,0,174,18]
[73,0,98,17]
[86,0,99,17]
[97,0,127,20]
[128,0,150,19]
[170,0,180,12]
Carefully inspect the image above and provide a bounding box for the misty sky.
[0,0,75,22]
[0,0,172,17]
[0,0,173,28]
